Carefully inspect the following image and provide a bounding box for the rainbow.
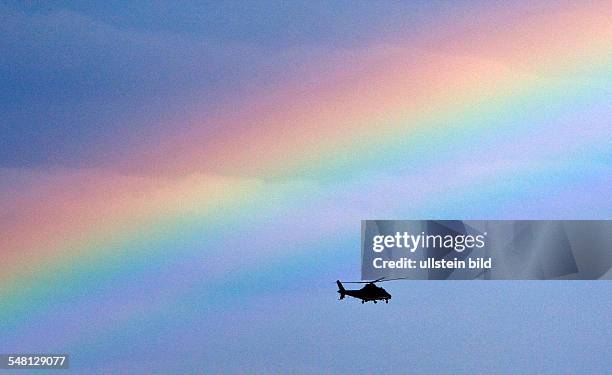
[2,2,612,349]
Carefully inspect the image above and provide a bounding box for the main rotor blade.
[376,276,413,282]
[338,277,387,284]
[336,276,412,284]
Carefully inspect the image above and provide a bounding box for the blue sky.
[1,2,611,374]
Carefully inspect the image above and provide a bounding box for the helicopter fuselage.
[337,280,391,304]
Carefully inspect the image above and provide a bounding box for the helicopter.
[336,277,408,304]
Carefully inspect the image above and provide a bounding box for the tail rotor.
[336,280,346,300]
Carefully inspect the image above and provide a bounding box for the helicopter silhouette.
[336,277,408,304]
